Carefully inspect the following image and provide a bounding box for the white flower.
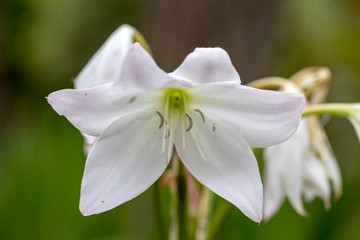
[263,116,342,220]
[47,43,304,222]
[74,24,140,153]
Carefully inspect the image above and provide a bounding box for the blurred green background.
[1,0,360,239]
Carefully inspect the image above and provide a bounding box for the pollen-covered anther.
[185,113,193,132]
[156,111,165,129]
[194,108,205,123]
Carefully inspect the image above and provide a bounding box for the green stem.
[302,103,355,118]
[177,158,188,240]
[195,188,213,240]
[206,201,233,240]
[153,181,167,240]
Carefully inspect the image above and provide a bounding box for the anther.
[212,122,217,132]
[194,109,205,123]
[156,111,165,129]
[129,96,137,103]
[185,113,193,132]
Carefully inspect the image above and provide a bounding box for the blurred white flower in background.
[261,67,342,220]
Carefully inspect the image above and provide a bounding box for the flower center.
[165,88,189,111]
[156,88,216,161]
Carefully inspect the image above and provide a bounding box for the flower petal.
[264,120,309,218]
[75,25,136,89]
[109,43,188,101]
[47,84,158,136]
[307,116,342,198]
[263,151,285,221]
[188,85,305,148]
[303,153,331,209]
[175,115,263,223]
[349,116,360,142]
[169,47,240,85]
[80,107,171,215]
[82,133,97,155]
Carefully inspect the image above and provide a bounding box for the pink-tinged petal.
[188,85,305,148]
[75,25,136,89]
[175,116,263,223]
[80,108,171,215]
[47,83,158,136]
[169,47,241,85]
[110,43,188,101]
[264,121,308,218]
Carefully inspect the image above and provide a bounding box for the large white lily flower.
[74,24,143,153]
[47,43,304,222]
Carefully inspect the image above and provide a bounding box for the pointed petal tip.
[80,209,89,216]
[298,208,309,218]
[79,200,98,216]
[130,42,142,51]
[235,201,263,223]
[80,209,95,217]
[79,203,91,216]
[46,93,54,104]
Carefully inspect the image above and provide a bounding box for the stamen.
[185,113,193,132]
[194,109,205,123]
[156,111,165,129]
[212,122,217,132]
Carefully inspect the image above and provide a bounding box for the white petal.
[169,47,241,85]
[80,107,171,215]
[188,85,305,148]
[109,43,187,101]
[263,149,285,221]
[47,84,158,136]
[307,116,342,198]
[349,116,360,143]
[303,153,331,209]
[75,24,136,89]
[175,116,263,223]
[264,121,309,217]
[82,133,97,155]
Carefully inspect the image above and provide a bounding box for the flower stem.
[153,181,167,240]
[206,201,233,240]
[177,157,188,240]
[302,103,355,118]
[195,187,213,240]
